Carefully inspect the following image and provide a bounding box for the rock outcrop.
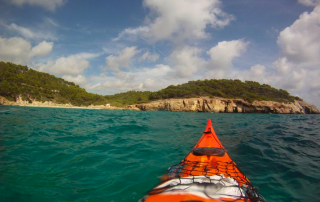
[2,95,318,114]
[129,97,320,114]
[0,96,6,105]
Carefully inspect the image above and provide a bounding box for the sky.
[0,0,320,107]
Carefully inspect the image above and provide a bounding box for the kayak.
[141,119,265,202]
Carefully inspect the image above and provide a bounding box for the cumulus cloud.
[277,6,320,67]
[273,57,290,73]
[114,0,233,43]
[240,64,305,93]
[207,39,249,69]
[87,64,173,94]
[245,16,320,107]
[0,36,53,64]
[250,64,266,77]
[30,41,54,57]
[37,55,89,76]
[282,70,306,90]
[143,0,234,42]
[95,39,249,94]
[138,64,172,79]
[170,46,206,77]
[298,0,320,7]
[266,5,320,106]
[5,23,57,40]
[62,75,87,86]
[36,52,100,80]
[106,46,140,71]
[139,50,159,62]
[104,0,239,94]
[8,0,66,11]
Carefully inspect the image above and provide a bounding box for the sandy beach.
[0,97,138,111]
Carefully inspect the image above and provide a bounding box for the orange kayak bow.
[141,119,265,202]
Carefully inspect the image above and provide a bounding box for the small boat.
[141,119,265,202]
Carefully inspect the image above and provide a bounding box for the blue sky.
[0,0,320,107]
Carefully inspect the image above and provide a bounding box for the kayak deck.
[142,119,265,202]
[165,159,250,186]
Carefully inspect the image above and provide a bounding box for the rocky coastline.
[1,95,319,114]
[128,97,320,114]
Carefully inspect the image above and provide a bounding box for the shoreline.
[2,103,319,114]
[0,96,140,110]
[1,97,319,114]
[2,104,101,110]
[0,102,134,111]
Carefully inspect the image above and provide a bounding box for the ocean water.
[0,106,319,202]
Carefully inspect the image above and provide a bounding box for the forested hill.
[0,61,301,107]
[0,62,106,106]
[148,79,300,103]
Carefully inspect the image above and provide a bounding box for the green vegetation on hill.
[0,61,300,107]
[148,79,300,103]
[0,61,151,107]
[0,62,106,106]
[105,91,151,107]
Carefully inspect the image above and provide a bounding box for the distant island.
[0,61,319,114]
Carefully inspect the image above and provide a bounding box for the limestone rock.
[0,96,7,105]
[130,97,320,114]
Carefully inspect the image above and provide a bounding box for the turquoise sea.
[0,106,319,202]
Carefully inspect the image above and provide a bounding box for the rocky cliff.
[128,97,320,114]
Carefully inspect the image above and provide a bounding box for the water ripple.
[0,106,319,202]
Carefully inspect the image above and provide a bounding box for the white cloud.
[298,0,320,7]
[94,39,249,93]
[273,57,290,73]
[114,0,233,43]
[7,23,34,38]
[0,36,32,64]
[139,51,150,61]
[264,5,320,107]
[139,50,159,62]
[142,0,234,42]
[104,0,239,94]
[9,0,66,11]
[112,26,150,41]
[143,0,233,42]
[170,46,206,77]
[35,52,101,87]
[75,52,102,59]
[282,70,306,90]
[139,64,172,79]
[0,36,53,64]
[207,39,249,69]
[239,64,272,86]
[62,75,87,86]
[30,41,54,57]
[87,64,173,94]
[277,6,320,67]
[5,23,57,40]
[106,46,140,71]
[36,53,100,77]
[250,64,266,77]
